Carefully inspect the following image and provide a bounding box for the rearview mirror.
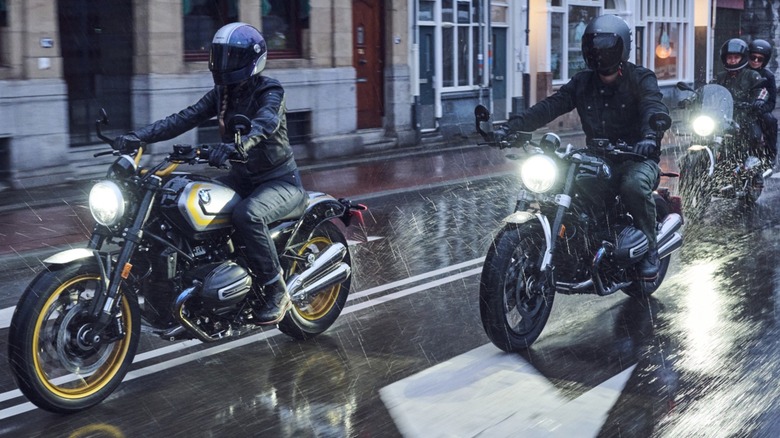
[649,113,672,132]
[227,114,252,136]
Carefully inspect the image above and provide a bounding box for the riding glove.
[634,136,658,158]
[490,127,509,148]
[752,100,766,113]
[113,133,142,154]
[209,143,236,168]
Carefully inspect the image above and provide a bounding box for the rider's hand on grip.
[490,127,509,148]
[113,133,142,154]
[208,143,236,168]
[634,136,658,158]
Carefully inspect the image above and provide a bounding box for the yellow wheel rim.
[31,275,133,399]
[292,236,343,321]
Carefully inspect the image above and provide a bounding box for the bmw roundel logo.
[198,189,212,205]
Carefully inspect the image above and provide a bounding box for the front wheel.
[278,220,351,340]
[8,260,140,413]
[480,222,554,352]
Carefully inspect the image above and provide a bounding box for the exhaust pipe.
[657,213,683,249]
[658,232,683,259]
[287,242,351,301]
[172,284,232,343]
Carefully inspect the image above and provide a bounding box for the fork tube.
[91,176,161,328]
[540,162,577,270]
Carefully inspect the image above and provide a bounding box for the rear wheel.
[480,223,554,352]
[8,261,140,413]
[278,221,351,340]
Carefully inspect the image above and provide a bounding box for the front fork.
[537,163,577,278]
[88,176,161,334]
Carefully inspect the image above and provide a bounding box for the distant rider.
[714,38,768,157]
[496,14,669,280]
[747,39,778,164]
[114,23,303,325]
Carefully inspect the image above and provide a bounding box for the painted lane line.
[0,265,483,419]
[0,257,484,330]
[380,344,635,437]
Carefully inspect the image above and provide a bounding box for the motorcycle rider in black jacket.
[114,23,304,325]
[714,38,768,158]
[747,38,778,165]
[498,14,670,280]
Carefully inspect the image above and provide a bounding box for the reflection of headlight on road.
[521,155,557,193]
[692,115,716,136]
[89,181,126,226]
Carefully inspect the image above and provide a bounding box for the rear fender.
[286,194,347,249]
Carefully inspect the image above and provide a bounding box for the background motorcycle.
[474,105,683,352]
[7,111,366,413]
[675,82,774,219]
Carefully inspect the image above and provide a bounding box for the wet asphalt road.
[0,146,779,437]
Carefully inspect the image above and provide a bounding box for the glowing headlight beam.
[692,115,716,137]
[520,155,558,193]
[89,181,126,227]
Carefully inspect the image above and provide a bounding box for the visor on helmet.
[583,33,624,73]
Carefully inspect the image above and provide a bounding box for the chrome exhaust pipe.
[290,263,351,304]
[658,232,683,259]
[657,213,683,249]
[287,242,350,300]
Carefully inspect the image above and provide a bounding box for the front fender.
[43,248,96,265]
[502,211,553,271]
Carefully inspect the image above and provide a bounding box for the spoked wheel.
[278,221,351,340]
[479,223,554,352]
[8,261,140,413]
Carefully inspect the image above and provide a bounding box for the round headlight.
[521,155,558,193]
[89,181,126,226]
[692,115,716,136]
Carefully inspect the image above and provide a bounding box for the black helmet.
[720,38,749,71]
[582,15,632,75]
[749,38,772,68]
[209,22,268,86]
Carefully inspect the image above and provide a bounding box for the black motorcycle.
[675,81,774,218]
[7,111,366,413]
[474,105,684,352]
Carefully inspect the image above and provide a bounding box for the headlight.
[89,181,126,226]
[692,115,716,136]
[521,155,558,193]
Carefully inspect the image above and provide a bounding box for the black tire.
[278,221,351,340]
[479,222,554,352]
[8,261,140,414]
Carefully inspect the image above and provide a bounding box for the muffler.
[656,213,683,250]
[287,242,351,301]
[658,232,683,259]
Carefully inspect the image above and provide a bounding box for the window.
[183,0,238,62]
[442,0,482,88]
[550,1,600,82]
[262,0,309,59]
[0,0,7,27]
[642,0,690,82]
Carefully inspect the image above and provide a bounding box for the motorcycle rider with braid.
[495,14,669,280]
[114,23,303,324]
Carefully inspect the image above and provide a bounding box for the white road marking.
[380,344,635,437]
[0,260,484,419]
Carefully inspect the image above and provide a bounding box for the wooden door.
[353,0,384,129]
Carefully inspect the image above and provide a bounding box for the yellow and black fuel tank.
[159,175,241,236]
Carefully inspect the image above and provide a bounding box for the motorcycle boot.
[637,248,660,280]
[254,275,292,325]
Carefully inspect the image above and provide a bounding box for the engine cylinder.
[197,261,252,305]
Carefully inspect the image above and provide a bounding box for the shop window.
[183,0,238,62]
[549,2,600,83]
[262,0,309,59]
[442,0,482,88]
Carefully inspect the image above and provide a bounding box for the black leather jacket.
[133,75,296,184]
[508,63,669,147]
[752,67,776,114]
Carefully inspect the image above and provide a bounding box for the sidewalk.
[0,136,518,262]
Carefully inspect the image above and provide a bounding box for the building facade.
[0,0,778,189]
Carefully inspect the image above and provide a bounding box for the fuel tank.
[160,175,241,236]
